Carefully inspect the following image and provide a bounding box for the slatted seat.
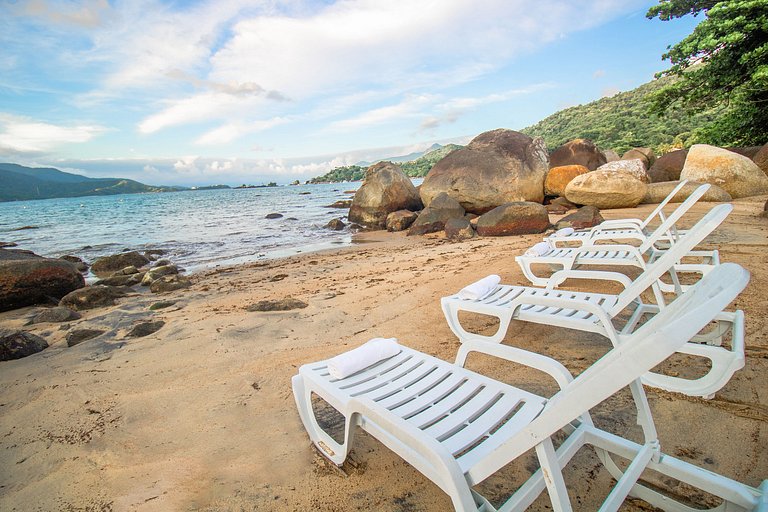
[443,205,745,399]
[518,184,719,290]
[545,180,703,249]
[293,263,767,511]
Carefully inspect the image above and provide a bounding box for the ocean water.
[0,183,362,274]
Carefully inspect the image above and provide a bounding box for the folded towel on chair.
[554,227,574,237]
[327,338,401,379]
[524,241,553,257]
[458,274,501,300]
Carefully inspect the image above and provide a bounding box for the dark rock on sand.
[91,251,149,274]
[386,210,418,232]
[0,329,49,360]
[0,249,85,312]
[66,329,105,347]
[265,213,283,219]
[444,218,475,241]
[549,139,606,171]
[245,298,308,312]
[420,129,548,214]
[476,202,549,236]
[408,193,465,236]
[555,206,604,230]
[126,321,165,338]
[30,306,81,324]
[95,274,142,287]
[59,286,127,311]
[325,219,346,231]
[621,147,655,169]
[348,162,422,229]
[149,275,192,293]
[149,300,177,311]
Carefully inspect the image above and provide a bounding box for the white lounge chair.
[442,204,744,398]
[547,180,702,248]
[293,263,766,511]
[516,191,722,291]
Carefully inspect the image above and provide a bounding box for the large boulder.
[419,129,549,214]
[0,330,48,361]
[91,251,150,274]
[595,159,650,183]
[565,171,648,209]
[544,165,590,196]
[476,202,549,236]
[641,181,732,204]
[348,162,422,228]
[408,193,465,236]
[554,206,604,230]
[649,150,688,183]
[621,147,656,169]
[59,286,127,311]
[549,139,606,171]
[753,143,768,176]
[680,144,768,199]
[0,249,85,312]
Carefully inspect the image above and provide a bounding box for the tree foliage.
[647,0,768,145]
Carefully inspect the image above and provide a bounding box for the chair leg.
[291,374,353,465]
[441,299,512,344]
[536,438,574,512]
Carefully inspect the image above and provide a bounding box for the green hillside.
[521,76,728,155]
[0,163,183,202]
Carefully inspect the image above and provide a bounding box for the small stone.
[149,300,177,311]
[66,329,105,347]
[325,200,352,209]
[59,286,127,311]
[0,330,49,360]
[126,321,165,338]
[245,298,308,312]
[325,219,345,231]
[555,206,604,230]
[444,218,475,241]
[30,307,81,324]
[149,275,191,293]
[265,213,283,219]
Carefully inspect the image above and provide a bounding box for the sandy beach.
[1,196,766,511]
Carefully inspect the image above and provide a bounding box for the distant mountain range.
[355,143,445,167]
[0,163,184,202]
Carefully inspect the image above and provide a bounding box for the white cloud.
[10,0,111,28]
[0,114,106,154]
[328,94,438,131]
[195,117,290,146]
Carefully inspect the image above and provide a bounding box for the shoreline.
[0,196,766,511]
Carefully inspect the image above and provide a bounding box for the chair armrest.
[593,219,643,230]
[546,270,633,290]
[455,339,574,390]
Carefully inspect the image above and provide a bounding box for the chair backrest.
[638,183,712,252]
[611,202,732,315]
[474,263,749,481]
[639,179,690,229]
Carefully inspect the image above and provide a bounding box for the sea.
[0,183,366,276]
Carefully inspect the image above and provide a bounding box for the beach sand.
[1,196,766,511]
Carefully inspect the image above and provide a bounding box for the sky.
[0,0,702,186]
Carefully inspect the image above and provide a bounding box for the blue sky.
[0,0,701,186]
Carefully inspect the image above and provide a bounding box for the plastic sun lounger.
[546,180,699,248]
[442,204,744,398]
[293,263,767,512]
[517,185,720,292]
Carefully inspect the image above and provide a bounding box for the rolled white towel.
[554,227,575,237]
[458,274,501,300]
[524,241,553,257]
[327,338,401,379]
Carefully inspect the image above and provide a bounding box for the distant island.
[0,163,184,202]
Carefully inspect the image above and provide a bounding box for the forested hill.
[0,163,182,202]
[521,76,727,155]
